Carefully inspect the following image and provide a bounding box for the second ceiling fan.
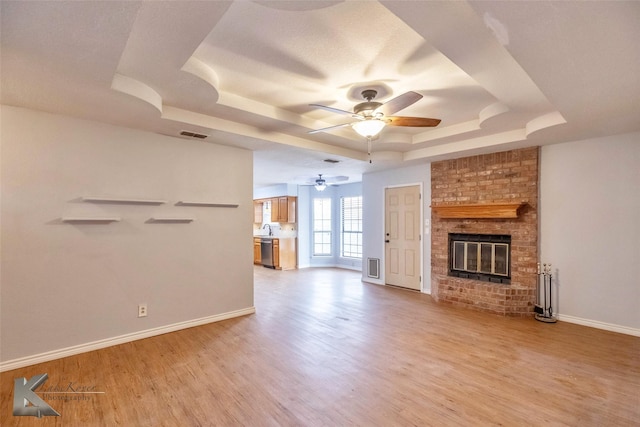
[309,90,441,138]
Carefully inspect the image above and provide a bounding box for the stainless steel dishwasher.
[260,238,275,269]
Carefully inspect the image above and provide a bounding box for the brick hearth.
[431,148,539,316]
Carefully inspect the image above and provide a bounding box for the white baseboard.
[557,314,640,337]
[0,307,256,372]
[362,277,384,286]
[303,263,362,272]
[337,264,362,272]
[360,277,431,294]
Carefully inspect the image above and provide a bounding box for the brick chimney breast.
[431,147,539,316]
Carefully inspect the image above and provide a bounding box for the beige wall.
[1,106,254,363]
[362,164,431,293]
[540,133,640,333]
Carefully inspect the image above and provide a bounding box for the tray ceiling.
[2,1,639,186]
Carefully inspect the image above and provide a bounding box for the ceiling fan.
[308,90,441,138]
[302,174,349,192]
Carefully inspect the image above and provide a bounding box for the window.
[341,196,362,259]
[313,198,332,255]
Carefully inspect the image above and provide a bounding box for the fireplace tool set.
[535,263,557,323]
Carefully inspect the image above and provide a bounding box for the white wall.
[1,106,255,364]
[253,184,297,199]
[540,133,640,334]
[362,163,431,293]
[297,185,312,268]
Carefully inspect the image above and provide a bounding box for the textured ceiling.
[2,1,639,187]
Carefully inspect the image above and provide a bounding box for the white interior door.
[385,185,421,290]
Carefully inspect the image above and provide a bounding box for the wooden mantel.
[431,202,527,219]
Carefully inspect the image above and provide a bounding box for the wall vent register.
[367,258,380,279]
[449,233,511,284]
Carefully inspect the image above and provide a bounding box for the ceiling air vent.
[180,130,209,139]
[324,159,340,164]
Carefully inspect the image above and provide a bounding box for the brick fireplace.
[431,147,539,316]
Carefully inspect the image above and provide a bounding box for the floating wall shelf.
[431,202,527,219]
[82,196,167,205]
[175,201,239,208]
[147,218,195,223]
[62,217,121,223]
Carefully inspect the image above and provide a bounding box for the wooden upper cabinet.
[253,201,263,223]
[277,197,288,221]
[289,197,296,223]
[270,198,280,223]
[253,196,297,223]
[280,197,296,222]
[276,196,296,223]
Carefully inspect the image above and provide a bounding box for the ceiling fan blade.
[325,175,349,184]
[375,91,423,116]
[309,104,359,118]
[386,116,441,127]
[308,122,353,134]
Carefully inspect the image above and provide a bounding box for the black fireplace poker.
[535,262,557,323]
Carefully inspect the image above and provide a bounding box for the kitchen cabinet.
[273,239,280,268]
[253,201,263,223]
[253,237,296,270]
[253,196,297,223]
[272,196,296,223]
[271,238,296,270]
[253,237,261,265]
[276,238,296,270]
[280,197,296,223]
[270,198,279,223]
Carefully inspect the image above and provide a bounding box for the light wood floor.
[2,267,639,426]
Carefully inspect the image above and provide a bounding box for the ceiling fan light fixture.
[314,174,327,192]
[352,119,386,138]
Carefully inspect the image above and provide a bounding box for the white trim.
[336,264,362,272]
[300,263,361,272]
[0,307,256,372]
[362,277,384,286]
[557,314,640,337]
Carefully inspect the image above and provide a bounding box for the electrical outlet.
[138,304,147,318]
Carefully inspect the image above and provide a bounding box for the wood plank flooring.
[2,267,639,426]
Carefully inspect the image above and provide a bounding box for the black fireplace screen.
[449,233,511,284]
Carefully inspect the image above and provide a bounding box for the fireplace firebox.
[448,233,511,284]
